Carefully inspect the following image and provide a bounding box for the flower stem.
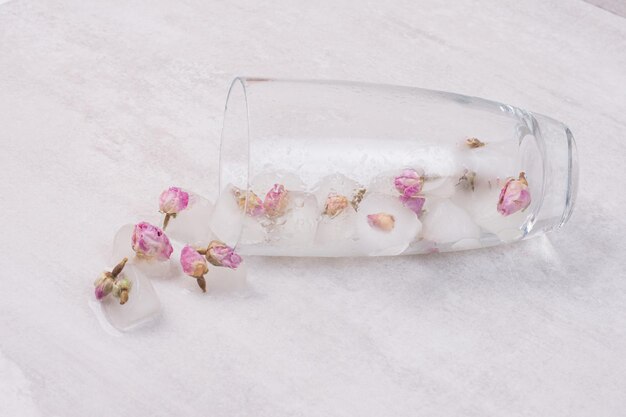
[111,258,128,278]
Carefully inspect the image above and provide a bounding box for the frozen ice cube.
[312,173,362,212]
[166,193,215,246]
[368,170,404,196]
[250,170,305,195]
[101,264,161,331]
[421,175,457,198]
[460,143,518,183]
[268,192,319,246]
[421,199,480,244]
[315,205,357,243]
[240,216,267,245]
[453,184,527,238]
[355,193,422,256]
[209,185,243,247]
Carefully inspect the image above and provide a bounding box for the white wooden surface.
[1,0,625,416]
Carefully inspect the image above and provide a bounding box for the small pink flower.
[497,172,531,216]
[401,196,425,216]
[131,222,173,261]
[159,187,189,215]
[235,188,265,217]
[206,241,242,269]
[264,184,289,218]
[367,213,395,232]
[94,273,114,300]
[180,245,208,278]
[394,169,423,199]
[324,194,349,218]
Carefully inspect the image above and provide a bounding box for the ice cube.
[315,205,357,243]
[166,193,215,246]
[453,184,527,239]
[312,173,362,212]
[250,170,305,195]
[209,185,243,247]
[355,193,422,256]
[268,192,319,246]
[239,216,267,245]
[421,175,457,198]
[101,264,161,331]
[460,143,518,183]
[421,199,480,244]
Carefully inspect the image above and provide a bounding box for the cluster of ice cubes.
[209,142,530,257]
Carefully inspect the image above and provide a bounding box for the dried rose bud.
[457,170,477,191]
[234,188,265,217]
[497,172,531,216]
[159,187,189,214]
[131,222,173,261]
[367,213,395,232]
[180,245,209,292]
[205,240,242,269]
[112,278,132,305]
[159,187,189,229]
[401,196,425,216]
[324,194,349,218]
[94,272,115,300]
[394,169,423,199]
[351,187,367,211]
[263,184,289,218]
[466,137,485,148]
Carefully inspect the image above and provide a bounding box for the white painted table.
[1,1,625,415]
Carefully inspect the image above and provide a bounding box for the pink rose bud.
[131,222,173,261]
[180,245,209,278]
[394,169,423,199]
[497,172,531,216]
[323,194,349,218]
[234,188,265,217]
[159,187,190,214]
[206,240,242,269]
[263,184,289,218]
[401,196,426,216]
[94,273,114,300]
[367,213,396,232]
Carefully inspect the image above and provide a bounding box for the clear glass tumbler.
[211,78,578,257]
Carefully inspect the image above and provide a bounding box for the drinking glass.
[211,78,578,257]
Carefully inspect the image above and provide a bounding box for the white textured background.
[1,1,626,416]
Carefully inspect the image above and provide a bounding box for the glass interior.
[213,78,578,257]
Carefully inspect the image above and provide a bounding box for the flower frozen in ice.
[180,245,209,292]
[234,188,265,217]
[367,213,396,232]
[204,240,242,269]
[131,222,173,261]
[497,172,531,216]
[264,183,289,218]
[112,278,132,305]
[94,258,129,304]
[159,187,189,214]
[400,196,426,216]
[394,169,423,199]
[159,187,189,229]
[323,193,349,218]
[465,137,485,148]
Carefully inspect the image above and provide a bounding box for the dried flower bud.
[234,188,265,217]
[323,194,349,218]
[367,213,396,232]
[112,278,132,305]
[159,187,189,215]
[497,172,531,216]
[466,137,485,148]
[457,170,477,191]
[264,184,289,218]
[394,169,423,199]
[205,240,242,269]
[351,187,367,211]
[401,196,425,216]
[180,245,209,292]
[131,222,173,261]
[94,272,115,300]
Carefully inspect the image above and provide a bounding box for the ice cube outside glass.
[217,77,578,257]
